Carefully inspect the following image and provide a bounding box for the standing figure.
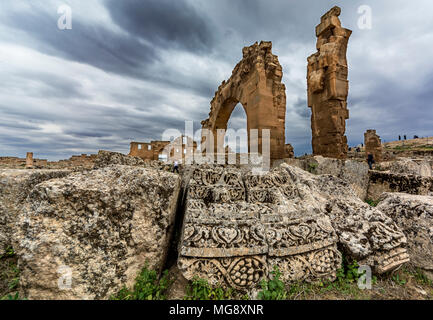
[367,153,375,170]
[173,160,179,174]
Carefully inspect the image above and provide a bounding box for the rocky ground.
[1,150,433,300]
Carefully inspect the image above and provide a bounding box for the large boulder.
[0,169,71,255]
[178,164,409,291]
[377,193,433,279]
[15,165,181,299]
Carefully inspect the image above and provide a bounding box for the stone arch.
[201,41,286,161]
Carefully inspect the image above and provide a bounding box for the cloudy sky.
[1,0,432,160]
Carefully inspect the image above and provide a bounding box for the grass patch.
[184,277,236,300]
[365,199,380,207]
[307,162,318,174]
[111,265,172,300]
[258,266,287,300]
[0,247,24,300]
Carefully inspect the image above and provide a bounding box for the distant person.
[173,160,179,173]
[404,135,407,140]
[367,153,374,170]
[399,135,401,141]
[356,147,361,152]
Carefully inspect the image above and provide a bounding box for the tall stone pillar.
[307,6,352,159]
[26,152,34,169]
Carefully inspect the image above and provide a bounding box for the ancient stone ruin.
[364,129,383,162]
[284,143,295,159]
[307,6,351,159]
[201,41,286,162]
[129,141,170,161]
[129,136,197,162]
[178,163,409,291]
[25,152,33,169]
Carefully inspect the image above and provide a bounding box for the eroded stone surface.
[285,156,369,200]
[93,150,145,169]
[380,159,432,177]
[178,164,409,290]
[377,193,433,277]
[15,165,181,299]
[0,169,71,255]
[307,6,351,159]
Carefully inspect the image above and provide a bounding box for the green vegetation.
[184,277,234,300]
[0,247,15,259]
[0,292,21,300]
[412,268,433,286]
[257,266,287,300]
[365,199,380,207]
[307,162,318,174]
[111,265,171,300]
[392,274,407,286]
[1,246,24,300]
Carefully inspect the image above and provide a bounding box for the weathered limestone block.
[285,156,369,200]
[0,169,71,255]
[93,150,145,169]
[178,164,409,291]
[377,193,433,279]
[367,171,433,201]
[364,130,383,162]
[307,6,351,159]
[15,165,181,299]
[380,159,432,177]
[201,41,286,161]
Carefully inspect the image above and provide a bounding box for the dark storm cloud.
[105,0,215,53]
[292,98,310,119]
[0,0,432,159]
[2,6,158,78]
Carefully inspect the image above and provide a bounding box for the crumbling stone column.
[25,152,33,169]
[307,6,351,159]
[364,129,383,162]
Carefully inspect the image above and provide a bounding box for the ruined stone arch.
[201,41,287,161]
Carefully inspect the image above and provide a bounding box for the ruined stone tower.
[364,129,383,162]
[307,6,352,159]
[25,152,33,169]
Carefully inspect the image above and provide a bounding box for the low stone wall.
[367,171,433,201]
